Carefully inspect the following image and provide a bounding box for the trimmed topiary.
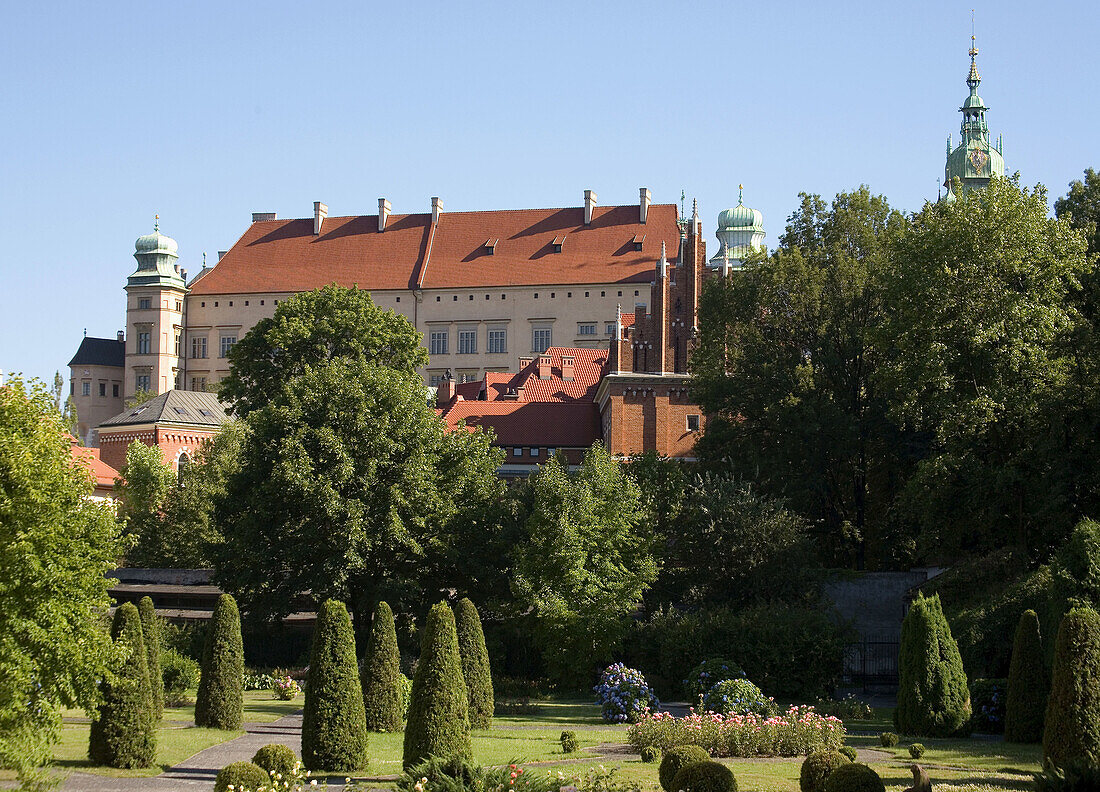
[214,761,269,792]
[822,763,885,792]
[1034,759,1100,792]
[561,730,578,753]
[659,745,711,792]
[879,732,898,747]
[137,596,164,721]
[641,746,661,763]
[908,743,926,759]
[670,760,737,792]
[303,599,369,772]
[88,602,157,768]
[1043,607,1100,765]
[402,601,472,768]
[362,601,404,732]
[839,746,858,762]
[195,593,244,730]
[252,743,299,779]
[800,750,850,792]
[455,598,494,730]
[1005,609,1048,743]
[895,593,971,737]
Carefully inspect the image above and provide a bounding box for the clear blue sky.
[2,0,1097,388]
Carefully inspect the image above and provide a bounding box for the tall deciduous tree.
[114,440,174,565]
[0,377,123,784]
[1055,167,1100,258]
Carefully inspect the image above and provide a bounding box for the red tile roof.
[442,401,601,448]
[620,312,636,328]
[70,442,119,491]
[516,347,607,402]
[190,204,680,296]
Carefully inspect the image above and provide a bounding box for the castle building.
[67,334,125,446]
[944,34,1004,199]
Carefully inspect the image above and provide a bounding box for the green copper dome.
[127,218,185,291]
[718,203,763,230]
[134,230,178,255]
[711,186,766,270]
[943,34,1004,199]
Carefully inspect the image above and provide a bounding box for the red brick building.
[96,390,227,475]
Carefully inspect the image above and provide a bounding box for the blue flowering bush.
[702,678,775,717]
[969,678,1007,734]
[683,658,745,699]
[594,663,660,723]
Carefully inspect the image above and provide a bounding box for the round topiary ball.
[879,732,898,747]
[823,763,886,792]
[641,746,661,763]
[670,760,737,792]
[252,743,299,779]
[908,743,926,759]
[215,761,269,792]
[800,750,851,792]
[838,746,858,762]
[660,745,711,792]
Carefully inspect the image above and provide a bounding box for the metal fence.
[843,639,899,689]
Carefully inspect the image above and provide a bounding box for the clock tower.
[944,34,1005,199]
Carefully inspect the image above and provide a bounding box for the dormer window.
[552,236,566,253]
[484,238,499,255]
[632,234,645,252]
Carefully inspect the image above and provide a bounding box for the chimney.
[181,268,187,282]
[584,189,597,225]
[561,354,575,381]
[217,250,228,261]
[657,241,667,279]
[436,372,456,405]
[117,330,125,343]
[519,355,533,370]
[252,212,276,222]
[431,196,443,224]
[635,302,647,321]
[639,187,651,223]
[378,198,391,232]
[313,201,328,235]
[538,355,552,380]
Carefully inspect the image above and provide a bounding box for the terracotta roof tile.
[70,442,119,489]
[620,312,636,328]
[442,401,600,447]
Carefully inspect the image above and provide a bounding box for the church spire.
[942,21,1004,199]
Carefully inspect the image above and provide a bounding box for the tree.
[511,444,655,689]
[114,440,174,566]
[51,370,78,438]
[195,594,244,730]
[362,601,404,732]
[455,598,494,730]
[1055,167,1100,258]
[692,187,910,569]
[125,388,157,409]
[88,603,156,768]
[219,284,429,416]
[1043,607,1100,765]
[894,593,971,737]
[883,176,1090,560]
[1004,609,1047,743]
[137,596,164,721]
[403,602,471,768]
[302,600,368,771]
[0,377,123,783]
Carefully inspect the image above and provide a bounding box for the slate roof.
[68,337,125,368]
[99,390,228,428]
[189,204,681,295]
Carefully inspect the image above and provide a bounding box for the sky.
[1,0,1098,387]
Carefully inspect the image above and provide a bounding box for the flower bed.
[626,706,845,757]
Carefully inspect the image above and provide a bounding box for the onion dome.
[127,216,185,290]
[710,185,765,271]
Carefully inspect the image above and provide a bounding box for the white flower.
[310,782,318,787]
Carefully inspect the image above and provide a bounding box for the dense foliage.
[659,745,711,792]
[800,750,850,792]
[895,594,971,737]
[1043,607,1100,765]
[670,760,738,792]
[702,678,774,717]
[593,663,660,723]
[114,439,174,565]
[968,679,1006,734]
[822,764,885,792]
[214,761,269,792]
[137,596,164,721]
[362,601,404,732]
[1005,610,1048,742]
[684,659,743,700]
[403,602,471,768]
[88,603,156,768]
[195,594,244,730]
[455,598,494,730]
[302,599,368,771]
[252,743,299,779]
[1034,759,1100,792]
[161,649,200,702]
[0,377,123,780]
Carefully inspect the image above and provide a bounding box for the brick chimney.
[252,212,276,222]
[431,196,443,224]
[561,354,575,381]
[639,187,651,223]
[538,355,552,380]
[378,197,391,232]
[313,202,328,235]
[436,371,456,405]
[584,189,597,225]
[519,355,533,370]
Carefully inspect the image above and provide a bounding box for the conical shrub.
[88,602,156,768]
[402,602,471,768]
[1043,607,1100,765]
[138,596,164,721]
[362,601,404,732]
[195,593,244,730]
[303,599,369,771]
[895,592,971,737]
[1005,609,1048,743]
[455,598,494,730]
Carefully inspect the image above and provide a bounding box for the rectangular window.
[606,322,616,335]
[429,331,449,355]
[487,328,507,354]
[191,336,207,359]
[457,329,477,355]
[70,381,74,395]
[174,331,182,356]
[191,376,207,391]
[513,447,523,457]
[112,384,119,398]
[135,374,150,392]
[81,382,90,397]
[429,374,443,387]
[98,383,106,397]
[532,327,552,353]
[137,331,151,354]
[531,447,539,457]
[220,335,237,358]
[139,298,151,309]
[578,323,596,336]
[687,414,701,432]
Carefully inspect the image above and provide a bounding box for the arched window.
[177,452,190,486]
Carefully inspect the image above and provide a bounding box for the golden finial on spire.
[738,184,744,204]
[154,214,159,232]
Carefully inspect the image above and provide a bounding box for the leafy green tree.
[125,388,157,409]
[403,602,471,768]
[511,444,655,689]
[137,597,164,721]
[895,593,971,736]
[1043,607,1100,765]
[219,284,429,416]
[455,598,494,730]
[88,603,156,768]
[692,187,910,568]
[114,440,174,566]
[362,601,404,732]
[883,176,1090,559]
[1055,167,1100,258]
[303,600,368,771]
[195,594,244,730]
[0,377,123,783]
[1004,609,1048,743]
[51,370,78,438]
